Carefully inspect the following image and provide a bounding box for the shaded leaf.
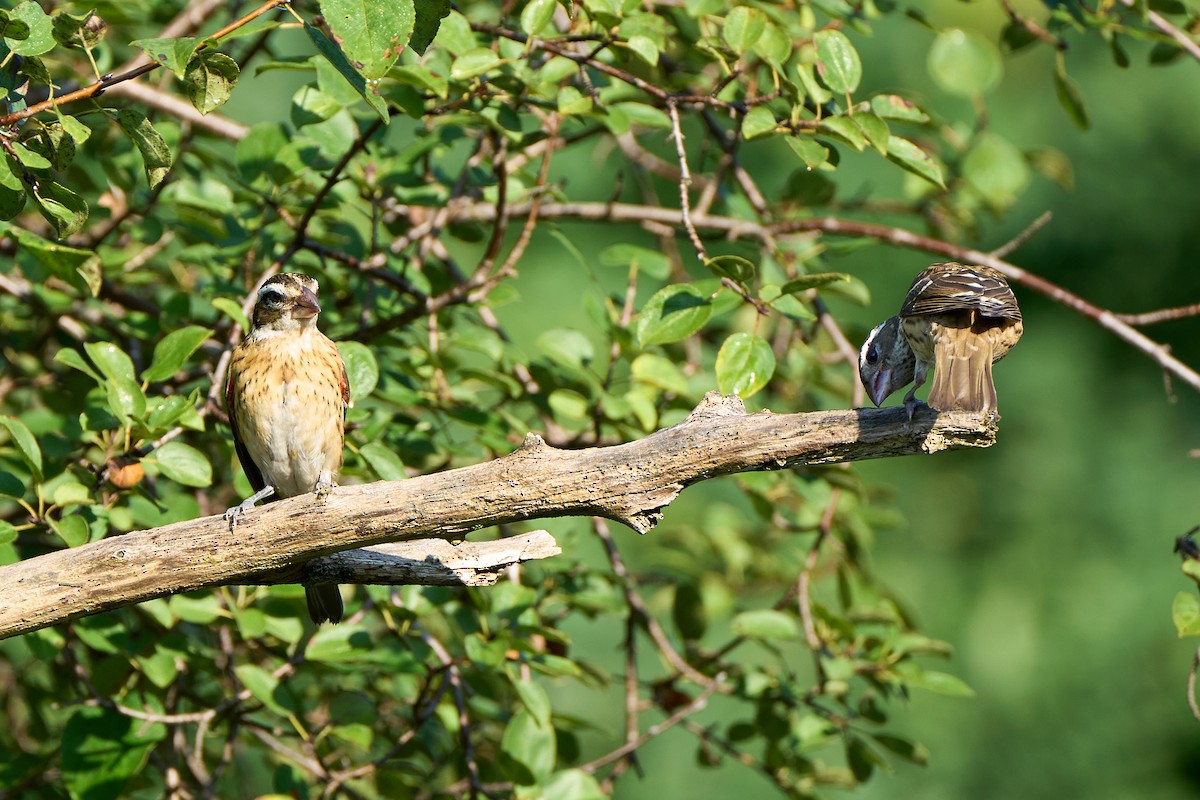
[0,416,42,482]
[62,707,165,800]
[338,341,378,401]
[184,51,240,115]
[115,110,173,189]
[304,22,389,122]
[928,28,1002,97]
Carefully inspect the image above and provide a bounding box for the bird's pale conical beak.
[292,288,321,319]
[866,369,890,407]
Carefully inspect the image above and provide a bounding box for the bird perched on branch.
[860,262,1022,416]
[225,273,349,625]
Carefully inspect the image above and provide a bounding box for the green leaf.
[715,332,775,398]
[626,34,659,66]
[548,388,589,420]
[107,377,147,421]
[705,254,756,284]
[0,416,42,482]
[451,48,501,80]
[786,136,829,170]
[542,770,607,800]
[780,272,851,293]
[1174,592,1200,637]
[928,28,1002,97]
[115,110,172,189]
[359,442,408,481]
[212,296,250,330]
[723,6,766,53]
[631,353,688,395]
[521,0,557,35]
[62,707,165,800]
[814,29,862,94]
[1,224,100,294]
[904,668,975,697]
[886,135,944,188]
[410,0,451,55]
[1054,56,1089,130]
[142,326,212,383]
[819,115,866,151]
[154,441,213,487]
[169,592,222,624]
[51,514,89,547]
[636,284,713,346]
[852,113,889,154]
[873,733,930,766]
[85,342,137,384]
[319,0,415,81]
[512,678,552,726]
[31,180,88,238]
[599,243,671,279]
[6,2,53,56]
[732,608,800,640]
[501,708,556,785]
[0,14,31,43]
[0,156,26,220]
[962,131,1029,208]
[131,36,201,77]
[304,22,389,123]
[870,93,930,123]
[0,520,17,545]
[235,664,295,716]
[184,51,240,116]
[537,328,595,371]
[338,341,378,402]
[308,624,377,663]
[55,348,102,382]
[741,106,778,139]
[9,140,51,170]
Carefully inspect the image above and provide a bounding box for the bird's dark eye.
[261,289,285,308]
[866,345,879,364]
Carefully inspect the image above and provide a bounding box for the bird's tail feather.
[306,584,344,625]
[928,332,996,413]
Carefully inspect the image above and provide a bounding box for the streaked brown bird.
[225,273,349,625]
[898,262,1023,415]
[859,315,916,408]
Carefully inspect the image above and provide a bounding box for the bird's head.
[859,316,915,407]
[250,273,323,335]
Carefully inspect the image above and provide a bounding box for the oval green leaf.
[716,332,775,398]
[636,284,712,346]
[154,441,213,487]
[928,28,1002,97]
[814,29,862,94]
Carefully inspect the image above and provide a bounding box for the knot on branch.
[685,392,747,422]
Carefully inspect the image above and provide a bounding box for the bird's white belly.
[240,375,342,498]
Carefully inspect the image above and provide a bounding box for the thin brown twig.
[999,0,1065,49]
[0,0,288,128]
[1189,645,1200,721]
[989,211,1053,260]
[578,676,724,774]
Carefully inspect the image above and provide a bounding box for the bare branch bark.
[0,394,997,639]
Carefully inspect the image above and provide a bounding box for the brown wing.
[900,262,1021,322]
[226,356,268,495]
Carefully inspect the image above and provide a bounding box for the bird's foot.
[902,389,922,427]
[224,485,276,530]
[314,471,337,505]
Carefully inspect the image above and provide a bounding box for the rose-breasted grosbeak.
[225,273,350,624]
[859,315,916,408]
[897,262,1023,415]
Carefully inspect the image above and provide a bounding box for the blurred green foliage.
[1,0,1200,798]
